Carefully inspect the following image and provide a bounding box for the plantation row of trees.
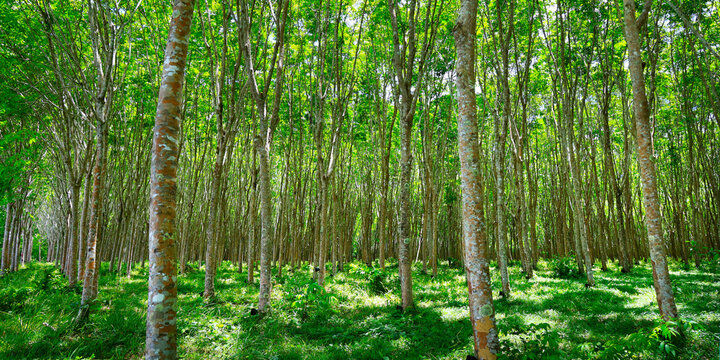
[1,0,718,358]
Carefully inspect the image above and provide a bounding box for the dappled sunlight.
[628,286,659,310]
[0,260,717,359]
[437,306,468,322]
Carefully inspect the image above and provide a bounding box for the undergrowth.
[0,258,717,359]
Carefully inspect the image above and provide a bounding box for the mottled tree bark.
[396,104,414,309]
[622,0,678,320]
[256,135,274,312]
[387,0,439,310]
[388,0,413,307]
[145,0,194,358]
[239,0,289,313]
[492,0,514,295]
[494,116,511,295]
[1,203,11,272]
[76,120,108,324]
[75,0,123,324]
[78,169,92,281]
[454,1,499,358]
[66,183,81,286]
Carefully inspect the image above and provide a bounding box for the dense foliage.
[0,0,717,272]
[0,0,718,358]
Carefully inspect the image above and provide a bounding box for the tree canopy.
[0,0,718,358]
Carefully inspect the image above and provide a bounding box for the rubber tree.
[454,0,499,357]
[76,0,131,324]
[622,0,678,320]
[239,0,290,313]
[202,0,243,299]
[387,0,442,310]
[144,0,195,358]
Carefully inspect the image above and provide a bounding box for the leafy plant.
[347,263,394,294]
[589,317,700,359]
[288,280,337,319]
[368,267,392,295]
[447,257,462,269]
[499,322,566,359]
[0,286,32,311]
[34,268,65,292]
[550,256,583,279]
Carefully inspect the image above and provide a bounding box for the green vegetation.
[0,0,718,357]
[1,260,717,360]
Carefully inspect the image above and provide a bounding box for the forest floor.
[0,258,718,359]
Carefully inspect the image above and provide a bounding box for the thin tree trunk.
[1,203,11,271]
[387,0,439,310]
[65,183,81,285]
[76,120,108,324]
[455,1,498,357]
[256,136,274,312]
[494,0,514,294]
[622,0,678,320]
[240,0,288,314]
[78,169,92,280]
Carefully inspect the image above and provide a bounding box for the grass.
[0,258,717,359]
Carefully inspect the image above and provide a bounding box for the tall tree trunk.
[10,212,21,272]
[1,203,12,271]
[204,144,224,298]
[378,133,392,269]
[397,98,415,309]
[567,114,594,286]
[494,0,514,294]
[555,5,594,285]
[75,0,121,324]
[494,107,511,296]
[67,182,81,286]
[454,1,499,357]
[622,0,678,320]
[388,0,414,310]
[387,0,440,310]
[202,0,236,298]
[78,169,92,281]
[247,171,257,284]
[240,0,288,314]
[256,134,274,312]
[76,120,108,324]
[145,0,194,357]
[600,86,632,272]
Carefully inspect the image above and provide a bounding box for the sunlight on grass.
[628,286,659,310]
[0,260,717,359]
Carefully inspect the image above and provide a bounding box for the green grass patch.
[0,259,717,359]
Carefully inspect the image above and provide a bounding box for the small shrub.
[701,247,719,272]
[0,286,33,311]
[368,268,391,295]
[589,318,699,359]
[500,322,566,359]
[347,263,393,294]
[33,268,65,291]
[347,262,371,277]
[550,256,582,279]
[286,280,337,320]
[447,257,462,269]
